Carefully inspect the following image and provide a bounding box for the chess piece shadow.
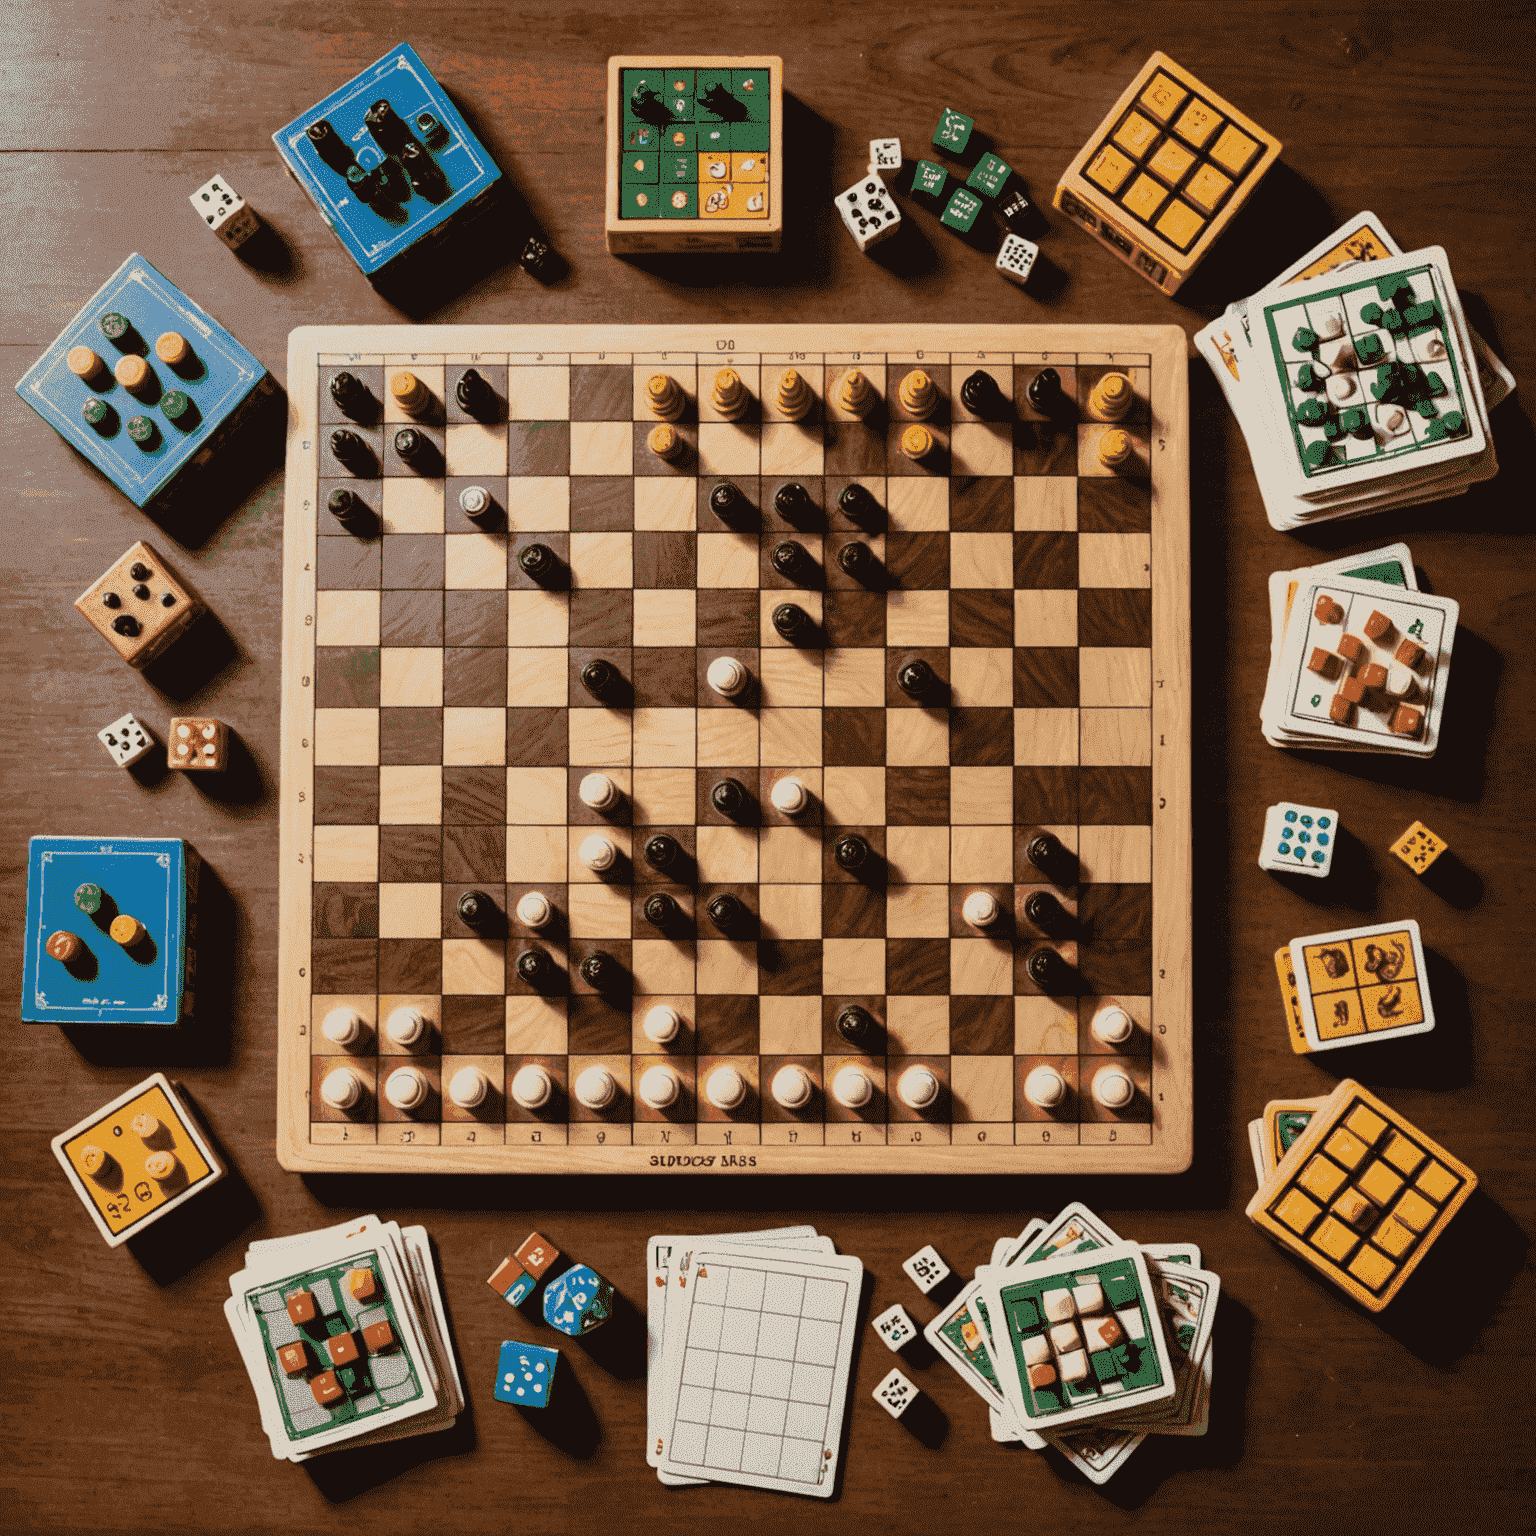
[234,218,300,282]
[140,608,240,703]
[896,1391,949,1450]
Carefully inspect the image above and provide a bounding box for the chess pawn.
[384,1066,430,1113]
[573,1065,618,1111]
[643,892,680,929]
[643,833,683,872]
[710,777,748,820]
[447,1065,491,1109]
[771,1063,814,1110]
[896,1065,941,1111]
[834,833,872,872]
[642,1004,682,1044]
[898,369,938,419]
[1026,946,1072,993]
[706,893,747,934]
[578,950,620,990]
[1097,428,1133,469]
[456,889,499,932]
[836,540,876,583]
[711,367,751,422]
[1091,1064,1136,1111]
[1026,366,1065,415]
[776,367,814,421]
[455,367,497,419]
[772,481,815,525]
[1024,890,1073,937]
[321,1005,367,1049]
[707,655,750,698]
[1088,371,1134,421]
[770,775,809,815]
[708,480,750,526]
[962,890,1001,930]
[771,540,813,584]
[458,485,497,525]
[645,372,686,421]
[704,1065,747,1112]
[515,949,552,987]
[897,658,937,700]
[637,1064,681,1110]
[648,423,685,463]
[831,1064,874,1109]
[1090,1005,1135,1047]
[899,424,935,462]
[580,834,618,872]
[579,772,620,811]
[960,368,1007,419]
[1023,1064,1067,1109]
[390,370,433,418]
[511,1063,554,1110]
[836,367,876,419]
[516,891,554,929]
[836,1005,877,1048]
[385,1005,429,1050]
[838,482,881,525]
[321,1067,366,1111]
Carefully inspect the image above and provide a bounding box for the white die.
[1258,801,1338,877]
[873,1366,917,1418]
[902,1244,950,1294]
[190,173,261,250]
[872,1302,917,1351]
[868,137,902,174]
[996,233,1039,286]
[97,712,155,768]
[836,173,901,253]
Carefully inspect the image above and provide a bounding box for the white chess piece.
[831,1064,874,1109]
[1316,310,1345,340]
[384,1005,428,1049]
[1023,1064,1067,1109]
[574,1064,617,1110]
[707,656,749,698]
[770,775,809,815]
[516,891,554,929]
[1091,1064,1136,1110]
[642,1004,681,1044]
[704,1065,747,1111]
[896,1065,940,1110]
[1090,1005,1135,1046]
[638,1065,681,1110]
[579,772,619,810]
[511,1063,553,1110]
[320,1006,365,1048]
[320,1066,364,1110]
[579,834,617,872]
[962,890,1000,929]
[384,1066,429,1112]
[447,1065,490,1109]
[771,1063,814,1109]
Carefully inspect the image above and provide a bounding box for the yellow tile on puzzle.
[1111,111,1160,159]
[1416,1161,1460,1203]
[1372,1216,1415,1259]
[1154,198,1205,250]
[1323,1126,1370,1170]
[1301,939,1357,995]
[1356,1159,1404,1208]
[1309,1216,1359,1263]
[1183,162,1232,214]
[1173,98,1222,148]
[1086,144,1136,195]
[1210,122,1259,175]
[1121,173,1168,223]
[1345,1244,1396,1293]
[1392,1188,1438,1234]
[1138,71,1189,123]
[1351,929,1416,988]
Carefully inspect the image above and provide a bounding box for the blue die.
[542,1263,614,1336]
[494,1340,559,1408]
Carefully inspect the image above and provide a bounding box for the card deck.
[1290,919,1434,1051]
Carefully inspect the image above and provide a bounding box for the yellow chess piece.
[900,424,935,461]
[836,367,876,419]
[711,367,750,421]
[391,370,432,417]
[1088,371,1134,421]
[1097,428,1133,469]
[645,373,685,421]
[898,369,938,419]
[647,423,685,462]
[775,368,814,421]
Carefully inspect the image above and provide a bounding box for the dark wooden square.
[443,766,505,824]
[569,477,634,531]
[567,993,632,1053]
[570,363,632,421]
[312,938,376,992]
[885,531,949,589]
[1013,532,1077,588]
[886,937,949,995]
[1013,648,1080,707]
[439,996,504,1054]
[1015,766,1078,825]
[822,417,887,476]
[384,589,445,647]
[1078,476,1151,532]
[506,707,567,766]
[1079,588,1152,648]
[633,531,696,589]
[442,647,506,708]
[950,476,1012,531]
[697,589,760,647]
[949,995,1013,1055]
[381,534,445,590]
[570,591,633,648]
[823,590,886,648]
[442,825,506,882]
[377,937,440,995]
[758,939,823,996]
[950,589,1012,647]
[634,646,698,707]
[823,882,885,937]
[314,765,378,826]
[823,707,885,765]
[695,995,759,1054]
[444,590,505,647]
[1076,883,1152,994]
[1079,767,1153,825]
[379,824,441,883]
[379,708,443,764]
[949,706,1011,765]
[317,535,382,591]
[1012,421,1078,477]
[312,883,379,939]
[887,767,950,825]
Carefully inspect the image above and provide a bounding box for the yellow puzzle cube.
[1390,820,1448,875]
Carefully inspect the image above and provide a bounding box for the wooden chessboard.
[276,324,1190,1174]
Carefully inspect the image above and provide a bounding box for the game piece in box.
[1389,819,1448,875]
[494,1340,559,1407]
[272,43,504,289]
[14,253,271,509]
[74,540,204,669]
[23,835,198,1026]
[1257,802,1337,876]
[606,55,783,252]
[1054,51,1281,295]
[1289,918,1433,1052]
[1246,1078,1476,1311]
[51,1072,224,1246]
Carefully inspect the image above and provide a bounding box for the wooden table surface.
[3,4,1533,1530]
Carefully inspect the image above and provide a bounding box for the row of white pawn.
[317,1000,1139,1115]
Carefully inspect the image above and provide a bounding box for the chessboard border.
[277,323,1191,1174]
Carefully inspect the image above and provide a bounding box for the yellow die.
[1389,820,1447,875]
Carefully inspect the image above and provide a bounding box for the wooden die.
[74,541,204,668]
[1307,647,1341,679]
[168,717,228,770]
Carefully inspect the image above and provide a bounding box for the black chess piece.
[772,602,815,644]
[456,890,499,932]
[515,949,549,985]
[709,481,749,525]
[455,367,497,419]
[773,482,815,524]
[393,427,437,471]
[1026,831,1075,885]
[579,950,620,990]
[329,428,376,475]
[837,482,880,525]
[644,833,682,871]
[1024,890,1073,936]
[326,488,373,532]
[328,370,375,421]
[834,834,871,871]
[1025,946,1072,993]
[960,369,1007,419]
[1026,367,1067,415]
[519,236,554,280]
[307,119,354,174]
[579,658,621,702]
[771,541,813,583]
[363,98,412,154]
[897,658,936,700]
[518,542,560,584]
[836,1005,877,1047]
[835,541,875,581]
[643,892,680,929]
[707,893,746,933]
[710,777,748,820]
[399,141,445,198]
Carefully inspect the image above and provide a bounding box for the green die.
[966,152,1011,198]
[621,151,659,184]
[1360,301,1383,326]
[912,159,948,198]
[662,154,693,184]
[1355,333,1385,364]
[940,186,983,233]
[933,107,974,153]
[732,67,771,121]
[622,185,662,219]
[1293,326,1318,352]
[1403,300,1437,330]
[658,185,696,219]
[1342,407,1370,436]
[730,120,770,151]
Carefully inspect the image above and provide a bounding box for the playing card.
[1291,918,1434,1051]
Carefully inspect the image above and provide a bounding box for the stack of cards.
[646,1227,862,1499]
[1261,543,1459,756]
[224,1214,464,1462]
[1196,212,1514,530]
[923,1203,1220,1486]
[1247,1094,1330,1183]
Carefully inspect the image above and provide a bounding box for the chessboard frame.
[277,324,1190,1174]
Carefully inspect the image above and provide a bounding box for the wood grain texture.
[1,3,1533,1531]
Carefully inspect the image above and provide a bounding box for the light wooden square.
[950,648,1011,707]
[1014,588,1078,647]
[316,589,379,647]
[952,825,1013,882]
[760,708,821,766]
[1014,708,1079,766]
[443,708,505,765]
[950,532,1013,589]
[697,939,758,994]
[887,883,948,938]
[635,477,697,531]
[507,366,570,420]
[759,825,821,883]
[697,706,759,766]
[445,532,507,590]
[378,883,441,940]
[631,939,696,995]
[380,476,445,534]
[950,1056,1013,1122]
[632,768,696,825]
[823,937,884,994]
[384,363,445,422]
[633,588,696,646]
[314,708,379,766]
[759,645,823,707]
[888,708,948,767]
[567,882,632,939]
[445,423,509,477]
[442,938,504,994]
[506,993,567,1053]
[952,938,1013,995]
[1080,647,1151,707]
[886,589,949,646]
[570,420,632,476]
[950,421,1012,477]
[698,363,761,423]
[887,994,949,1054]
[887,825,948,884]
[760,882,820,940]
[507,648,568,707]
[818,765,881,828]
[505,825,567,882]
[568,825,633,883]
[887,476,947,531]
[313,824,378,882]
[697,823,758,883]
[1015,994,1079,1054]
[1079,532,1152,588]
[570,531,632,588]
[379,765,442,824]
[760,422,823,477]
[568,709,632,765]
[508,476,569,532]
[951,765,1013,823]
[1079,824,1152,884]
[759,996,820,1055]
[1014,477,1077,531]
[823,647,884,707]
[697,422,761,476]
[380,648,443,708]
[633,708,696,767]
[1080,709,1151,766]
[697,532,760,588]
[507,588,569,646]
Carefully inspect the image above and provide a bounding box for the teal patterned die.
[494,1340,559,1408]
[912,160,948,199]
[940,186,984,234]
[543,1263,614,1335]
[933,107,974,153]
[967,152,1011,198]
